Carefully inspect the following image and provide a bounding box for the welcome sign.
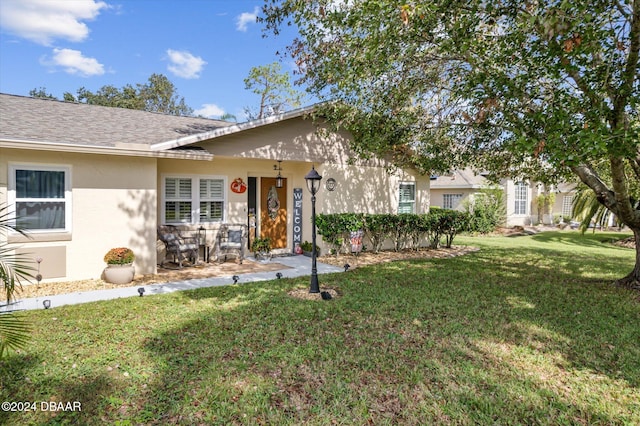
[293,188,303,252]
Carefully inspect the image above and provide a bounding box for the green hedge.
[316,210,472,253]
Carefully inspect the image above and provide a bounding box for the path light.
[344,263,350,272]
[43,299,51,309]
[138,287,145,297]
[232,275,239,284]
[36,257,43,286]
[276,272,283,279]
[304,165,323,293]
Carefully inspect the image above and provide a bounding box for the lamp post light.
[304,165,323,293]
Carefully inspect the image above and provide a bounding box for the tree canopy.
[262,0,640,286]
[32,73,193,116]
[243,62,304,120]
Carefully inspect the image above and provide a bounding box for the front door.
[260,177,287,249]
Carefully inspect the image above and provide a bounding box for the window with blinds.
[199,179,224,222]
[9,164,71,232]
[164,176,225,223]
[398,182,416,213]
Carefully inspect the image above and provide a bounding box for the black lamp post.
[304,165,322,293]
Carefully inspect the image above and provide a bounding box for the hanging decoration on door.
[230,178,247,194]
[267,185,280,220]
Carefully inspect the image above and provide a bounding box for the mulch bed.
[317,245,480,269]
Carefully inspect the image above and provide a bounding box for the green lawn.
[1,231,639,425]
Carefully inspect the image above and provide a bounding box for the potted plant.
[251,237,272,260]
[103,247,135,284]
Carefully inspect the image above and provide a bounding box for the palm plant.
[571,186,619,232]
[571,158,640,234]
[0,202,34,357]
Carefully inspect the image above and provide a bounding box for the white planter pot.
[103,263,135,284]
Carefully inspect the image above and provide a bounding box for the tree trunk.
[616,227,640,291]
[572,162,640,291]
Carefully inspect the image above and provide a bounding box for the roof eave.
[430,184,484,190]
[150,105,318,151]
[0,139,214,161]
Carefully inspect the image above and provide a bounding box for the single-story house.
[430,169,576,226]
[0,93,430,283]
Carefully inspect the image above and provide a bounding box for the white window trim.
[398,181,416,214]
[161,174,227,224]
[514,182,529,216]
[8,163,72,234]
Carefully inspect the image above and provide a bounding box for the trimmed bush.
[316,210,471,253]
[363,213,395,253]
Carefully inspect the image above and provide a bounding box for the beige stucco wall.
[157,156,430,255]
[1,148,157,282]
[157,116,431,253]
[318,163,430,214]
[198,117,354,164]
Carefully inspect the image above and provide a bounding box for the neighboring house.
[0,94,430,283]
[430,169,576,227]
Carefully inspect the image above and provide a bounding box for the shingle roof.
[0,93,231,148]
[430,168,488,189]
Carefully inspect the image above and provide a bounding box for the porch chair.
[215,223,247,264]
[157,225,199,268]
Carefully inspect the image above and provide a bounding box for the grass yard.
[1,231,639,425]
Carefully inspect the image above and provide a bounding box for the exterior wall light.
[274,160,284,188]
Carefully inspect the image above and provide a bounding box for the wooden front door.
[260,177,287,249]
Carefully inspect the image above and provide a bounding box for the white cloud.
[166,49,206,79]
[0,0,108,46]
[194,104,225,118]
[42,48,105,76]
[236,6,258,32]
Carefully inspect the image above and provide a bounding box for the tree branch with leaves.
[262,0,640,288]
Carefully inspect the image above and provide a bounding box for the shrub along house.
[0,93,430,283]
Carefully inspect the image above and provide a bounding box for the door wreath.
[267,185,280,220]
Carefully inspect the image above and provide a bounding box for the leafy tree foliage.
[28,87,56,100]
[243,62,304,119]
[33,74,193,116]
[262,1,640,288]
[464,186,506,233]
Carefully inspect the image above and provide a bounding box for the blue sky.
[0,0,302,120]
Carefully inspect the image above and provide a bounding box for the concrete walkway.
[1,256,344,312]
